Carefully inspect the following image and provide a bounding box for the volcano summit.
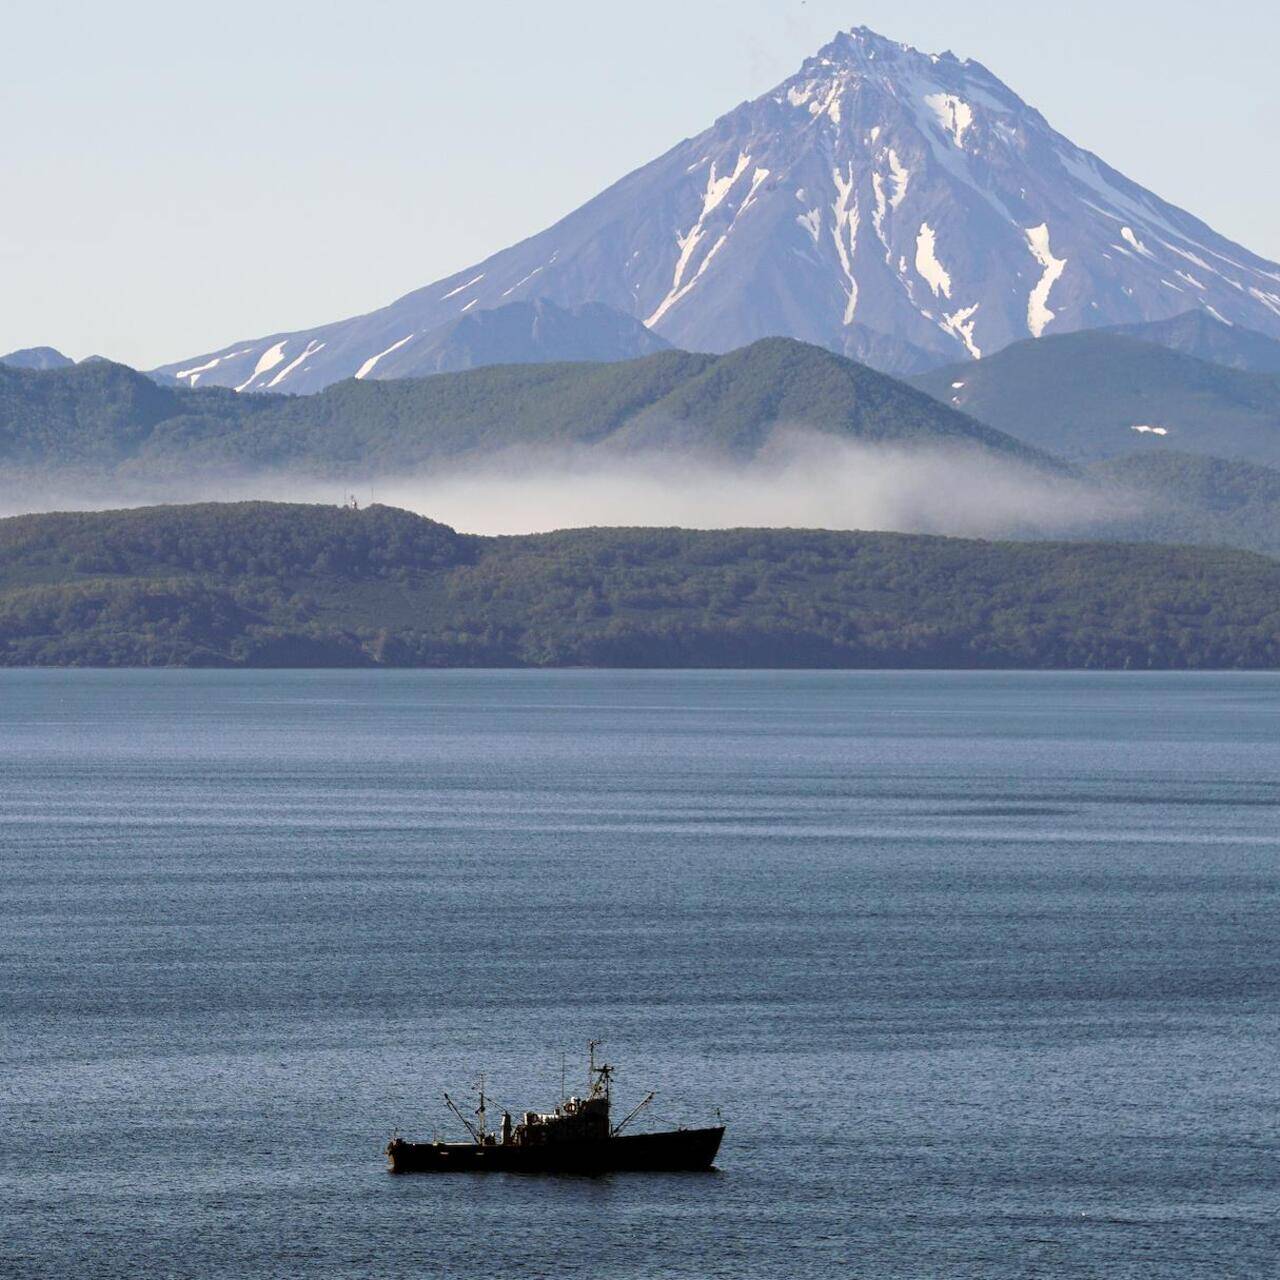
[157,27,1280,390]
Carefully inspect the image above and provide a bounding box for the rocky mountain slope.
[155,26,1280,392]
[362,299,671,377]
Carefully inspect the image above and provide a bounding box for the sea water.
[3,670,1278,1278]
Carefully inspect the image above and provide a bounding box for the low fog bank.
[0,432,1139,541]
[369,436,1134,539]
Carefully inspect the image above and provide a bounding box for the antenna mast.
[588,1040,613,1104]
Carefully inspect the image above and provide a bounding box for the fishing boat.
[385,1042,725,1174]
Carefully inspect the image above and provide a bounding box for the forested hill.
[912,332,1280,467]
[1,502,1277,669]
[0,339,1050,474]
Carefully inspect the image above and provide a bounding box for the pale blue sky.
[5,0,1277,368]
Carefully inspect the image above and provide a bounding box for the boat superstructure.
[385,1042,724,1174]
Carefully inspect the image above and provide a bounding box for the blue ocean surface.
[2,670,1278,1278]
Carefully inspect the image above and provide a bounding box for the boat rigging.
[385,1042,725,1175]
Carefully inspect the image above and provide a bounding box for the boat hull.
[386,1126,725,1175]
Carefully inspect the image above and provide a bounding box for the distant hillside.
[0,338,1050,474]
[1101,311,1280,377]
[912,332,1280,466]
[1,346,74,371]
[1091,452,1280,558]
[1,501,1277,669]
[0,360,203,467]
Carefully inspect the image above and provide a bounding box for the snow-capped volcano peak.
[156,27,1280,391]
[791,26,1033,127]
[806,26,968,81]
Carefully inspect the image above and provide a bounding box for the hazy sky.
[5,0,1278,368]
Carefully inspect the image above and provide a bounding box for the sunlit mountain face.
[156,26,1280,391]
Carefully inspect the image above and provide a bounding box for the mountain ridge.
[1098,311,1280,376]
[2,337,1053,473]
[1,347,75,372]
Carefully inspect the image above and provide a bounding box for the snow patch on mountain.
[943,304,982,359]
[1121,227,1154,259]
[355,334,414,380]
[1026,225,1068,338]
[235,341,287,392]
[924,93,974,147]
[832,166,861,323]
[647,152,753,327]
[174,347,252,386]
[915,224,952,299]
[502,266,545,298]
[886,150,911,209]
[441,274,485,302]
[797,207,822,244]
[740,167,771,215]
[268,340,324,389]
[1252,289,1280,319]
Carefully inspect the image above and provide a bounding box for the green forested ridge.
[0,501,468,584]
[1,502,1276,669]
[0,339,1050,473]
[11,339,1280,557]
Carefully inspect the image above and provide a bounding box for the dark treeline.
[1,502,1277,669]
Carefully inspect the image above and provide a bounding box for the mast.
[475,1073,487,1141]
[588,1040,613,1106]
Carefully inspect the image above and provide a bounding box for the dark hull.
[387,1126,724,1175]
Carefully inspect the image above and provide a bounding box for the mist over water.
[0,432,1139,539]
